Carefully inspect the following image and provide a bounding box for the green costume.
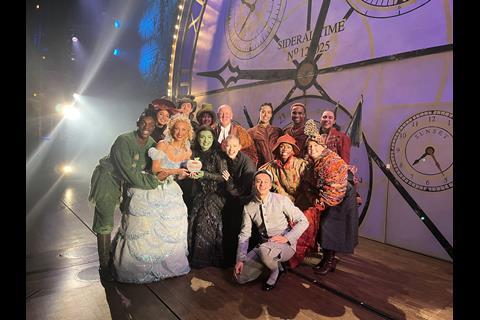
[89,131,159,234]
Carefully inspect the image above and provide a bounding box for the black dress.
[187,147,228,268]
[221,151,256,266]
[151,125,168,143]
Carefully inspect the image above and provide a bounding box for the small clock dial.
[390,110,453,192]
[225,0,286,60]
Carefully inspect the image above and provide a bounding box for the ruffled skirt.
[112,180,190,283]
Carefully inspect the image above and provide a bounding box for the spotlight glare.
[63,105,80,120]
[114,20,121,29]
[61,165,74,175]
[72,36,78,42]
[73,93,80,99]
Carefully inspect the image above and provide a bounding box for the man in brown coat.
[214,104,258,165]
[282,102,310,158]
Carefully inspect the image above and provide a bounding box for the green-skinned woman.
[187,126,229,268]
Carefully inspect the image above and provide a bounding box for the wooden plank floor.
[26,180,452,320]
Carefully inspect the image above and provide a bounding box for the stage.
[26,179,452,320]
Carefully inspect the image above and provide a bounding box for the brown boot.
[97,233,113,281]
[314,250,337,275]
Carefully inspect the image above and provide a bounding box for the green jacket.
[88,131,159,206]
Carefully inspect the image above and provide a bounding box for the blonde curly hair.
[165,114,194,150]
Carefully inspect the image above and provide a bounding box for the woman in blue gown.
[111,114,194,283]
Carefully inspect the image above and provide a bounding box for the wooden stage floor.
[26,180,452,320]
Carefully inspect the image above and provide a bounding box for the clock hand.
[306,0,331,62]
[239,9,253,35]
[197,60,297,88]
[200,44,452,91]
[240,0,254,11]
[239,0,259,34]
[412,146,434,166]
[428,150,447,178]
[412,151,428,166]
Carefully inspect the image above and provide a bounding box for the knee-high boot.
[97,233,113,281]
[314,249,337,275]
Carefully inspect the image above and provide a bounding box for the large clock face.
[175,0,452,260]
[390,110,453,192]
[226,0,286,60]
[346,0,432,18]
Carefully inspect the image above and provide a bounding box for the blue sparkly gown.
[111,148,190,283]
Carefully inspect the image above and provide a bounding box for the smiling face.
[259,104,273,124]
[181,102,193,115]
[224,136,241,159]
[279,142,294,162]
[172,120,189,142]
[137,116,156,140]
[156,109,170,126]
[254,173,272,199]
[197,130,214,151]
[307,140,325,160]
[291,104,306,125]
[218,105,233,127]
[200,112,213,126]
[320,111,335,131]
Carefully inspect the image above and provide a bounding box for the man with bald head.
[215,104,258,165]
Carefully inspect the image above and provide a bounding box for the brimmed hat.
[150,97,178,115]
[272,134,300,155]
[176,96,197,111]
[196,103,216,123]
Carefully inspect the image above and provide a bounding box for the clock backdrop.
[170,0,453,261]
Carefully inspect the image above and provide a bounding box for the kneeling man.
[234,170,309,291]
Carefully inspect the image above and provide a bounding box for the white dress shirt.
[218,123,232,143]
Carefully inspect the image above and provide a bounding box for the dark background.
[26,0,177,190]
